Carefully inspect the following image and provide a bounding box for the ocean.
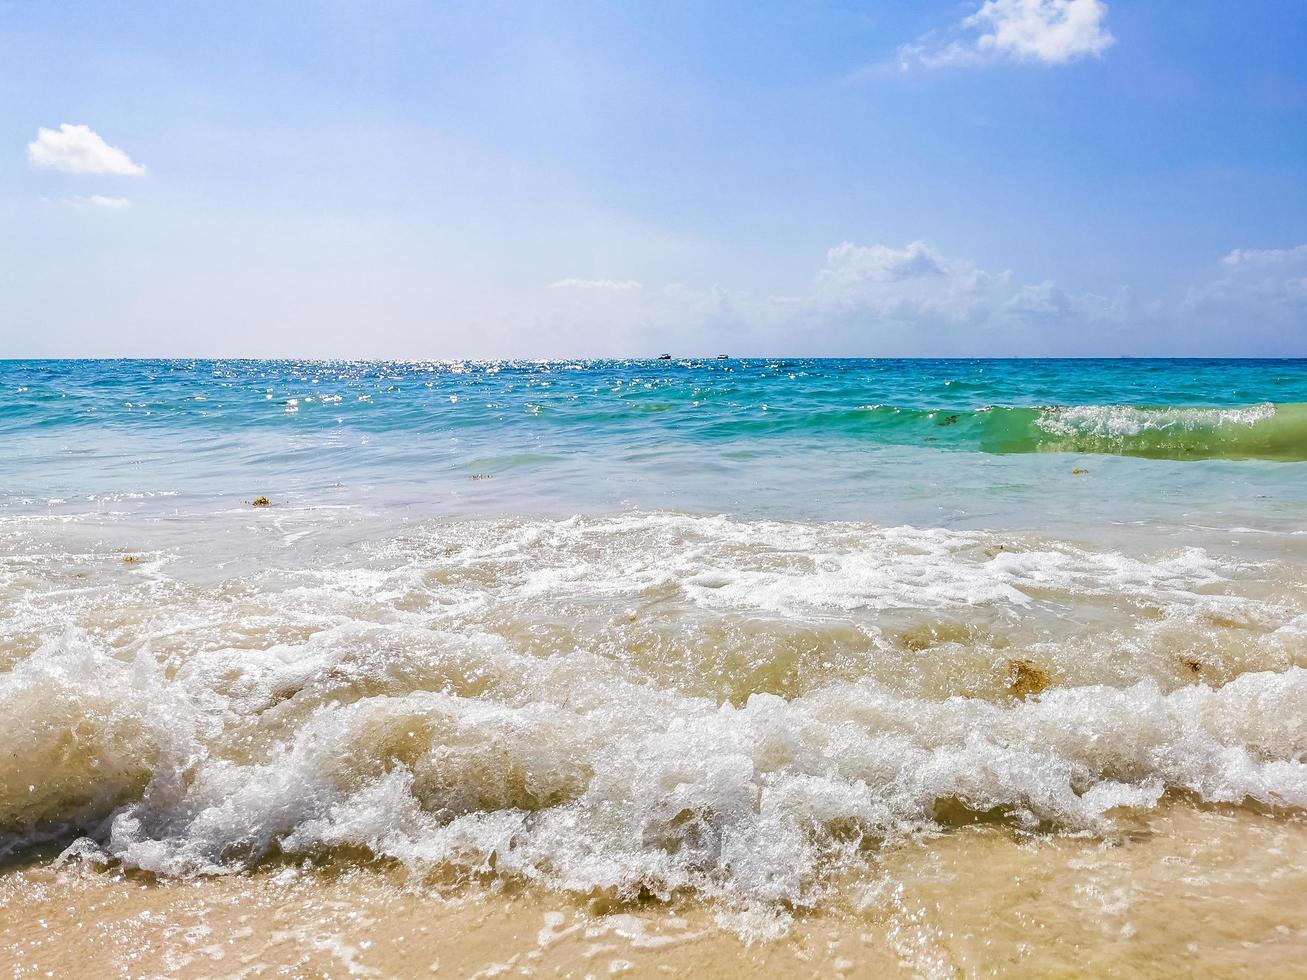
[2,358,1306,976]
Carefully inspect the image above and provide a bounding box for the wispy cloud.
[27,124,146,175]
[895,0,1115,71]
[1220,244,1307,267]
[548,278,643,291]
[67,194,132,210]
[538,239,1140,349]
[1190,244,1307,324]
[536,240,1302,354]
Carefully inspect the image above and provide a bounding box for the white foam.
[0,511,1304,934]
[25,639,1307,914]
[1036,402,1276,438]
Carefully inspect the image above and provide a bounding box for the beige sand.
[3,801,1305,978]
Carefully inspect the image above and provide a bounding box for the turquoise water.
[3,358,1306,528]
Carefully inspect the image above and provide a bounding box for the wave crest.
[3,630,1304,918]
[848,401,1307,460]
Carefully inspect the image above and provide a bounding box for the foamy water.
[3,506,1306,936]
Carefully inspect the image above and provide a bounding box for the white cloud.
[898,0,1115,70]
[808,240,1012,328]
[534,239,1136,355]
[1006,280,1073,319]
[967,0,1115,63]
[1220,244,1307,267]
[548,278,643,291]
[818,241,945,285]
[27,124,146,176]
[67,194,132,210]
[532,240,1307,354]
[1189,244,1307,323]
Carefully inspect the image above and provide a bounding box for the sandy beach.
[5,802,1305,977]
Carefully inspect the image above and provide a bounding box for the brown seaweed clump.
[1071,468,1089,475]
[252,496,271,507]
[1006,659,1051,700]
[121,555,141,565]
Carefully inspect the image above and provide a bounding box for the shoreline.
[4,800,1305,977]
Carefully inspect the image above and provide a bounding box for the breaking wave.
[850,401,1307,461]
[3,512,1306,929]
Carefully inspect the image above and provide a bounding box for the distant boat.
[717,354,729,359]
[657,353,672,360]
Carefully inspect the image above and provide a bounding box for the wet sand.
[4,801,1304,978]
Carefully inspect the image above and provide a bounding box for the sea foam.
[1,512,1304,928]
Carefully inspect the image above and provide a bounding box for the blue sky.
[2,0,1306,357]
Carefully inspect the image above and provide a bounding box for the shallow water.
[4,803,1305,977]
[1,359,1306,973]
[5,358,1307,522]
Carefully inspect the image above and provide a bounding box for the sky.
[1,0,1306,358]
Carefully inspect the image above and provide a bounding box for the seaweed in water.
[1006,659,1051,699]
